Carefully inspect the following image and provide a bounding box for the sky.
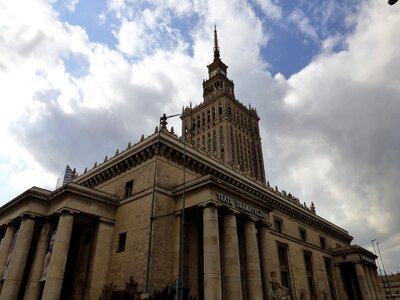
[0,0,399,273]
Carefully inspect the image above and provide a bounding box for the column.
[244,220,263,300]
[23,221,51,300]
[222,211,242,299]
[41,212,74,300]
[258,224,271,300]
[87,219,114,299]
[369,267,383,300]
[363,265,375,299]
[0,222,16,277]
[374,268,385,299]
[0,216,36,300]
[203,205,222,300]
[371,267,383,300]
[355,263,371,300]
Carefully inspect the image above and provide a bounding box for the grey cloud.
[10,77,176,177]
[249,55,400,273]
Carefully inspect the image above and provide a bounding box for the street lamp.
[376,241,394,299]
[372,239,388,295]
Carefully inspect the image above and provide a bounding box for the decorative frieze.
[76,133,352,243]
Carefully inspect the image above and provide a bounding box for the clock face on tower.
[210,69,226,77]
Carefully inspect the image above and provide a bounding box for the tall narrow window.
[304,252,316,299]
[277,244,291,291]
[320,237,326,249]
[274,218,283,233]
[299,228,307,242]
[324,258,337,299]
[118,232,126,252]
[125,180,133,198]
[212,130,216,155]
[207,132,211,153]
[219,126,224,159]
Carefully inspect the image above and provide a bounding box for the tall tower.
[181,27,265,183]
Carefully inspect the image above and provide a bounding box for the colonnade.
[0,211,113,300]
[355,262,383,300]
[202,204,270,300]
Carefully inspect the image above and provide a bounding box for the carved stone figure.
[269,271,291,300]
[40,229,56,281]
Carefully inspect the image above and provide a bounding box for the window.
[219,126,224,159]
[274,218,283,233]
[320,237,326,249]
[125,180,133,198]
[304,252,316,299]
[277,244,291,290]
[299,228,307,242]
[118,232,126,252]
[324,258,337,299]
[212,130,216,154]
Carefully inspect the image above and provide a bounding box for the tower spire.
[214,25,220,59]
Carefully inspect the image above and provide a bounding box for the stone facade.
[0,30,384,299]
[381,273,400,299]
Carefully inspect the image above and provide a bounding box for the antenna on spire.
[214,25,220,59]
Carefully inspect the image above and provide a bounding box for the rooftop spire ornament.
[214,25,220,59]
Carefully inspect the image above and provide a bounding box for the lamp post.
[144,113,181,298]
[372,239,386,289]
[376,241,393,299]
[176,124,194,300]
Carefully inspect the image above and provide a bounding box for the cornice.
[73,131,352,244]
[0,187,51,214]
[49,182,119,206]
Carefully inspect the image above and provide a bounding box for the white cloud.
[287,8,318,41]
[115,20,146,56]
[254,0,282,21]
[66,0,80,12]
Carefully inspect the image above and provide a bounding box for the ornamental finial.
[214,25,220,59]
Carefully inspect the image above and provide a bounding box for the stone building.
[381,273,400,299]
[0,29,383,300]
